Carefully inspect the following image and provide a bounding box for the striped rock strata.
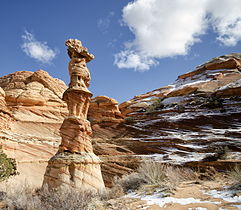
[88,96,124,125]
[43,39,105,191]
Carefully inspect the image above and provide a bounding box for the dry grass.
[0,178,128,210]
[166,165,199,183]
[115,161,198,195]
[138,161,167,186]
[0,180,112,210]
[228,164,241,189]
[0,161,199,209]
[114,172,146,193]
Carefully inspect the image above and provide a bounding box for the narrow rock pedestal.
[43,39,105,192]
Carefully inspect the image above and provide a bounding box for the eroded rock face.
[116,53,241,171]
[43,39,105,191]
[1,53,241,188]
[0,70,68,187]
[0,87,11,130]
[88,96,123,125]
[0,70,67,162]
[59,118,92,153]
[120,53,241,116]
[0,69,126,188]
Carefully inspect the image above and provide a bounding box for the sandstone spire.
[42,39,105,191]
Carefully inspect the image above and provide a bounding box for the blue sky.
[1,0,241,103]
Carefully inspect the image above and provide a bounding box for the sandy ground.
[105,180,241,210]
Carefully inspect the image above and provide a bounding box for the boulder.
[88,96,123,124]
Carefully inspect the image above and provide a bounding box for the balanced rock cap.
[65,39,94,62]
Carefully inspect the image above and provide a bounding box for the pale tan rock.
[43,39,105,192]
[88,96,123,124]
[0,70,67,107]
[59,118,92,153]
[27,70,67,99]
[0,70,67,183]
[0,87,7,112]
[43,152,104,190]
[0,87,12,130]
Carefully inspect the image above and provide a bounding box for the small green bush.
[0,149,17,181]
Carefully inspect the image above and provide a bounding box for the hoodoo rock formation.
[43,39,105,191]
[1,53,241,188]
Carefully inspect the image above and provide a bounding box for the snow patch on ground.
[128,193,221,208]
[205,189,241,203]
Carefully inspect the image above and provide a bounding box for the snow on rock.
[218,79,241,91]
[134,152,215,165]
[161,96,186,105]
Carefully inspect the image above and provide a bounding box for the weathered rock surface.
[117,53,241,170]
[0,70,67,162]
[0,69,126,188]
[0,87,11,130]
[43,39,105,191]
[120,53,241,116]
[1,53,241,188]
[88,96,123,125]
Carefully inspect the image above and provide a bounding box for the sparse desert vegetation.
[228,164,241,190]
[0,161,241,209]
[0,161,199,209]
[0,149,17,182]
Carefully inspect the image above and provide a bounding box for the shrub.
[115,161,198,195]
[39,186,97,210]
[0,148,17,181]
[228,164,241,190]
[1,181,106,210]
[202,146,230,162]
[138,161,167,187]
[114,172,146,193]
[165,165,198,184]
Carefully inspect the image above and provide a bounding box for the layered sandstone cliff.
[0,69,124,187]
[88,96,123,125]
[117,53,241,170]
[1,53,241,187]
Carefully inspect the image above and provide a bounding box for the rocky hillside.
[0,70,124,187]
[116,53,241,168]
[96,53,241,184]
[0,53,241,187]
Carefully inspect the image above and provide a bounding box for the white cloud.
[21,30,57,63]
[114,50,158,71]
[207,0,241,46]
[115,0,241,71]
